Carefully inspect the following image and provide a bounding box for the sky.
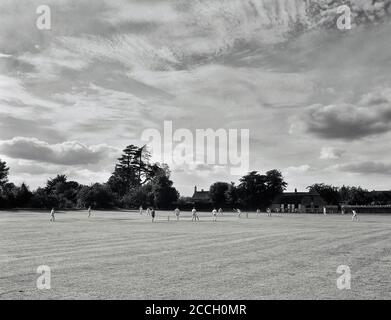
[1,0,391,196]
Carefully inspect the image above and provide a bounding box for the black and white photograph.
[1,0,391,305]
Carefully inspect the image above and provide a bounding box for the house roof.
[192,190,210,201]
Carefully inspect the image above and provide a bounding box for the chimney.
[295,188,297,193]
[194,186,197,193]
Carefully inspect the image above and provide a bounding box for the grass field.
[1,210,391,300]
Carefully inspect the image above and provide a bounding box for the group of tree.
[307,183,391,206]
[207,174,391,210]
[3,151,391,210]
[209,170,288,210]
[0,145,179,210]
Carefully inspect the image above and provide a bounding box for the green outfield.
[1,210,390,299]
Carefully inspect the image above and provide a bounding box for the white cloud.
[18,46,91,80]
[320,147,345,160]
[284,164,311,175]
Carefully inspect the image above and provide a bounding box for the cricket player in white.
[256,209,260,216]
[174,208,180,221]
[323,206,327,215]
[212,209,217,222]
[267,208,272,217]
[192,207,199,222]
[50,208,55,222]
[88,206,92,218]
[139,206,143,215]
[218,208,223,215]
[352,210,359,222]
[236,208,242,218]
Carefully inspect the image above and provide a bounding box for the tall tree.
[44,175,82,209]
[236,170,287,209]
[209,182,230,207]
[46,174,68,192]
[307,183,340,205]
[237,171,267,209]
[0,182,15,208]
[264,169,287,205]
[77,183,116,209]
[225,182,239,208]
[150,168,179,209]
[15,183,33,207]
[0,159,9,188]
[108,145,153,196]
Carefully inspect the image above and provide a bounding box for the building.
[191,186,211,205]
[271,189,327,213]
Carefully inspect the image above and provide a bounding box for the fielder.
[88,206,92,218]
[50,208,55,222]
[192,207,199,222]
[212,209,217,222]
[352,210,359,222]
[174,208,180,221]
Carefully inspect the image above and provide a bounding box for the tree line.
[182,174,391,210]
[0,145,179,210]
[307,183,391,206]
[1,146,390,210]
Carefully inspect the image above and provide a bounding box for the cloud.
[305,88,391,140]
[135,65,314,110]
[320,147,345,159]
[6,158,112,189]
[0,137,118,166]
[0,75,48,106]
[18,46,91,80]
[8,160,64,176]
[334,161,391,175]
[284,164,311,175]
[0,114,65,143]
